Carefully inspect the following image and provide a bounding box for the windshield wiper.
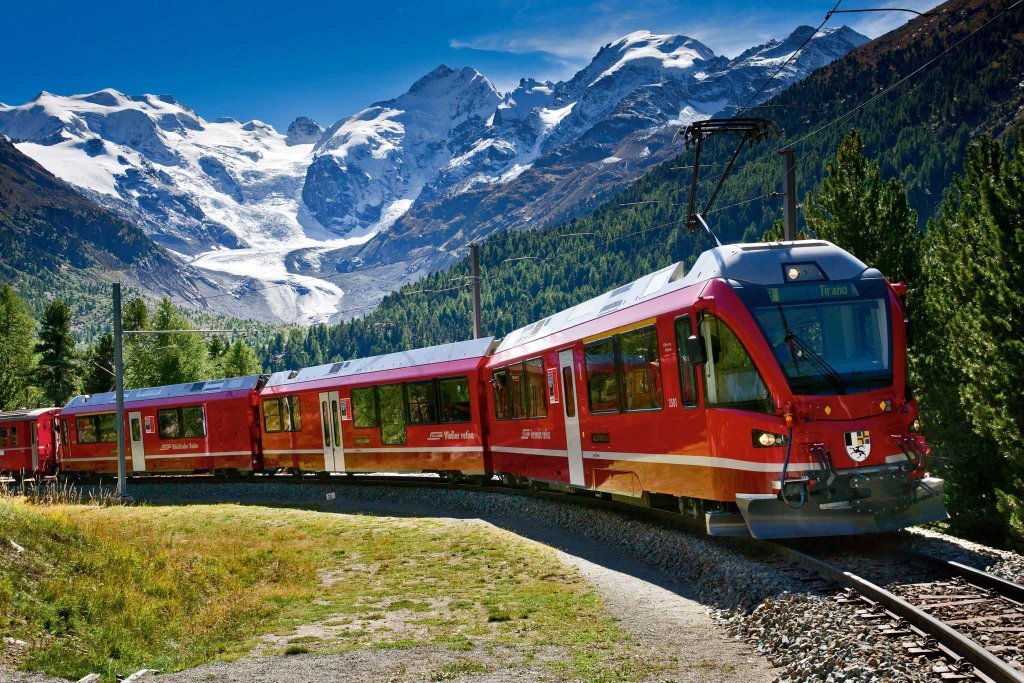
[775,304,847,395]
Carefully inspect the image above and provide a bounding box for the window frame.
[406,379,440,426]
[584,325,665,415]
[376,383,407,446]
[156,405,207,440]
[618,325,663,413]
[75,413,118,444]
[351,386,380,429]
[674,315,700,409]
[698,313,774,414]
[263,396,302,433]
[438,376,473,424]
[524,357,548,418]
[493,359,547,420]
[492,368,511,420]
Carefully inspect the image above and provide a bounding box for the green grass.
[0,496,662,682]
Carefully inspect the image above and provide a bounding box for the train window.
[263,397,301,433]
[331,399,341,447]
[585,338,621,413]
[492,369,510,419]
[406,381,438,425]
[98,413,118,442]
[76,417,97,444]
[9,426,17,446]
[157,406,207,439]
[674,316,699,408]
[525,358,547,418]
[0,428,6,447]
[285,396,302,432]
[321,400,331,445]
[700,315,773,413]
[562,367,576,418]
[130,418,141,442]
[76,414,117,444]
[620,326,662,411]
[509,362,527,419]
[439,377,472,423]
[60,420,69,446]
[377,384,406,445]
[263,398,283,432]
[352,387,379,428]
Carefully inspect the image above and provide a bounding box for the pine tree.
[82,334,115,395]
[219,339,262,378]
[805,129,922,284]
[0,285,39,409]
[919,136,1024,549]
[33,300,80,406]
[128,298,211,388]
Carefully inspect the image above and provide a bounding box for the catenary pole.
[112,283,127,497]
[779,148,798,241]
[470,242,482,339]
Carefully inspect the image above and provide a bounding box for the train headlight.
[787,267,801,281]
[909,418,921,433]
[753,430,788,448]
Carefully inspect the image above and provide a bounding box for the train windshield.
[736,279,893,395]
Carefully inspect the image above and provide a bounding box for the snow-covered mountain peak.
[584,31,717,86]
[394,65,501,119]
[286,116,323,145]
[734,24,866,70]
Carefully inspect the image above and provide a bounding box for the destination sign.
[767,282,859,303]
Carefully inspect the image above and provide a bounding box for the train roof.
[265,337,496,388]
[0,407,57,423]
[62,375,263,414]
[496,240,874,354]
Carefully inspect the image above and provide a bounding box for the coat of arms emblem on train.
[844,430,871,462]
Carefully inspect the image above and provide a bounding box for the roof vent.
[342,360,352,368]
[190,382,206,392]
[608,283,632,298]
[328,363,344,374]
[599,300,623,315]
[288,370,299,379]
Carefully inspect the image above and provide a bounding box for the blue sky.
[1,0,939,131]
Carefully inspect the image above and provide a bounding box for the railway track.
[12,472,1024,681]
[770,541,1024,682]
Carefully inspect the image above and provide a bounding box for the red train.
[0,408,61,478]
[44,240,947,539]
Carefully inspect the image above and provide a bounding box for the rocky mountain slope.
[0,136,208,324]
[0,25,865,323]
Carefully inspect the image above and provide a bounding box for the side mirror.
[685,335,707,365]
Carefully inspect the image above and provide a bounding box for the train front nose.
[732,429,947,539]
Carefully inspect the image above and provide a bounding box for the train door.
[558,349,585,487]
[30,422,38,471]
[128,411,146,472]
[318,391,345,472]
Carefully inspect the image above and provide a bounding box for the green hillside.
[257,0,1023,369]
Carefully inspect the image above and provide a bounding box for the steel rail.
[768,542,1024,683]
[881,544,1024,605]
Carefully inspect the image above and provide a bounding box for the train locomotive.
[12,240,946,539]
